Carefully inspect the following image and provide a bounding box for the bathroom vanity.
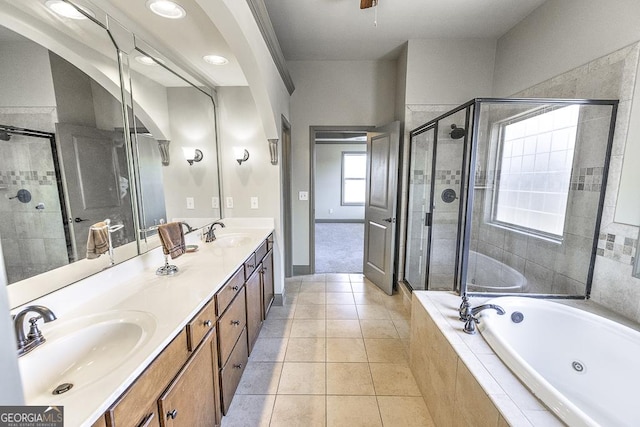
[12,222,275,427]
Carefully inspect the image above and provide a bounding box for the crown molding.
[246,0,295,95]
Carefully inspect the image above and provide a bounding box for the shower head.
[450,124,466,140]
[0,131,11,141]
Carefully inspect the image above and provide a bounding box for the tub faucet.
[13,305,57,356]
[463,304,505,335]
[205,221,225,243]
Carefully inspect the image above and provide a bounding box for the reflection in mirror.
[0,2,135,299]
[126,44,222,252]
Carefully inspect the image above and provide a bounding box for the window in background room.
[493,105,580,239]
[341,152,366,205]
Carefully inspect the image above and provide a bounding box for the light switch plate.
[250,197,259,209]
[186,197,195,210]
[226,197,234,209]
[212,197,219,209]
[299,191,309,201]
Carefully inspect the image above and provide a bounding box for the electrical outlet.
[329,208,333,214]
[226,197,234,209]
[186,197,195,210]
[298,191,309,201]
[250,197,259,209]
[212,197,219,209]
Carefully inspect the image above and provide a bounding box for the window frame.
[341,151,366,206]
[489,105,579,242]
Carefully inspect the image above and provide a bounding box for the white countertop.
[17,222,274,427]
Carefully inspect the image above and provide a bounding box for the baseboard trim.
[273,293,283,306]
[293,265,311,275]
[315,219,365,224]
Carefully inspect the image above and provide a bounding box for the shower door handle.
[383,217,395,223]
[425,213,432,227]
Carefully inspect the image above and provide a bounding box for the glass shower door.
[404,127,435,290]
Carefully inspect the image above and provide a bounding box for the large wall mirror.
[1,0,222,307]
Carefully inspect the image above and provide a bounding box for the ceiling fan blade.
[360,0,375,9]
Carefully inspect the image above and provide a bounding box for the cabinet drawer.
[245,268,263,354]
[215,267,244,316]
[244,253,257,280]
[108,331,189,426]
[254,239,268,264]
[158,332,216,427]
[187,298,216,351]
[220,328,248,415]
[217,287,247,365]
[91,415,108,427]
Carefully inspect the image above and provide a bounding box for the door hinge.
[425,212,432,227]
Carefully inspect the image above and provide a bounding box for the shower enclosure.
[403,98,618,298]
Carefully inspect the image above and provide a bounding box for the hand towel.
[87,221,109,259]
[158,222,186,259]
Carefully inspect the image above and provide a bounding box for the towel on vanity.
[158,222,186,259]
[86,221,109,259]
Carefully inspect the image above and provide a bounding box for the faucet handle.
[27,316,45,342]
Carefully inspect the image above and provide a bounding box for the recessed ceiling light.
[45,0,92,20]
[135,55,160,66]
[146,0,186,19]
[203,55,229,66]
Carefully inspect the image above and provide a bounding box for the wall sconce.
[182,147,203,165]
[268,139,278,165]
[158,140,170,166]
[234,147,250,165]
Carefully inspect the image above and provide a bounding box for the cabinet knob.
[167,409,178,420]
[232,285,239,291]
[204,320,212,327]
[231,320,241,326]
[233,363,243,369]
[247,264,255,269]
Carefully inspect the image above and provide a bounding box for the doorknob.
[383,218,396,223]
[74,217,89,223]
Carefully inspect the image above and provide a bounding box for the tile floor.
[221,273,435,427]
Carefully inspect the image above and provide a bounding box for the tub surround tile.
[411,292,563,426]
[376,396,435,427]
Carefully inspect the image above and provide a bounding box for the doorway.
[311,127,370,274]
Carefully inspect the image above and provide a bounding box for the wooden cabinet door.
[210,326,222,427]
[262,250,274,319]
[158,332,217,427]
[245,267,263,354]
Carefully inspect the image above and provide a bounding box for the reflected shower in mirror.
[0,3,136,293]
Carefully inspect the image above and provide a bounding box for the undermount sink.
[213,233,252,248]
[19,310,156,402]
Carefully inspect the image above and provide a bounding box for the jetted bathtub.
[477,296,640,427]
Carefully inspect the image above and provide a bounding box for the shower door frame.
[404,102,475,292]
[0,124,74,265]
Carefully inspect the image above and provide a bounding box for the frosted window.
[494,105,579,237]
[342,152,366,205]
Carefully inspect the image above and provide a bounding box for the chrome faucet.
[181,221,194,234]
[205,221,225,243]
[13,305,57,356]
[460,300,505,334]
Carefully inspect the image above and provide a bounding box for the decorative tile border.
[0,170,56,186]
[597,232,637,265]
[435,169,461,185]
[571,167,604,192]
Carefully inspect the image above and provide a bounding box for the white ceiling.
[264,0,548,60]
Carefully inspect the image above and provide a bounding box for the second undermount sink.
[19,310,156,402]
[213,233,252,248]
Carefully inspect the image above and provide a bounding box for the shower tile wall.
[470,43,640,298]
[0,108,68,284]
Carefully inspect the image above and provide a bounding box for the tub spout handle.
[463,304,505,335]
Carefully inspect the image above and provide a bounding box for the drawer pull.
[231,320,241,326]
[233,363,243,369]
[247,264,255,269]
[204,320,212,327]
[232,285,239,291]
[167,409,178,420]
[136,412,155,427]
